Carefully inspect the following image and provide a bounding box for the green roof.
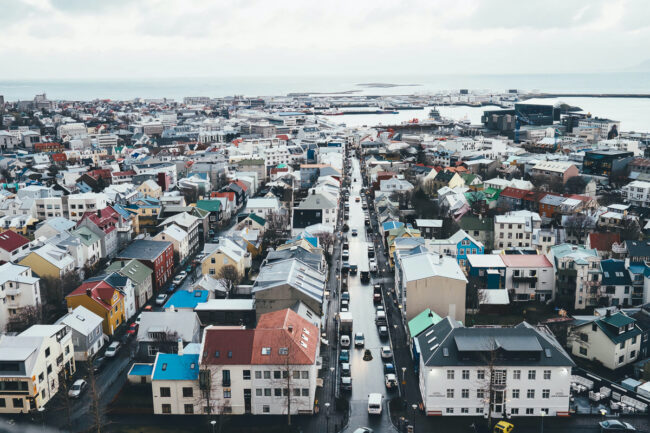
[72,226,100,246]
[601,313,635,328]
[459,216,494,232]
[196,200,222,212]
[408,308,443,337]
[245,213,267,226]
[483,187,502,202]
[460,173,477,184]
[106,258,153,285]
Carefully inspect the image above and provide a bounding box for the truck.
[368,393,383,415]
[359,258,370,284]
[340,312,353,336]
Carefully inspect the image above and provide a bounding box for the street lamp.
[330,366,335,396]
[540,411,545,433]
[210,419,216,433]
[412,403,418,432]
[402,367,407,385]
[325,402,331,433]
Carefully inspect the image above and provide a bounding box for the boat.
[429,107,442,121]
[323,108,344,115]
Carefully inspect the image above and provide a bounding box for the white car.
[385,374,397,389]
[340,335,351,348]
[172,271,187,285]
[380,345,392,360]
[369,259,377,272]
[155,293,168,305]
[68,379,87,398]
[105,341,121,358]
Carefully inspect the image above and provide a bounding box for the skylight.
[162,363,167,371]
[279,347,288,355]
[262,347,271,355]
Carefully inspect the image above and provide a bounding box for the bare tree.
[262,211,290,250]
[476,338,504,429]
[564,214,595,244]
[87,359,104,433]
[217,265,241,296]
[6,305,43,333]
[271,333,304,427]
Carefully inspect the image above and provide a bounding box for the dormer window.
[619,326,625,334]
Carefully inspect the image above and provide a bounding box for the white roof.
[56,305,103,336]
[415,219,443,228]
[400,253,467,283]
[246,198,280,210]
[159,224,188,242]
[467,254,505,268]
[0,262,38,286]
[194,299,255,311]
[479,289,510,305]
[532,160,575,173]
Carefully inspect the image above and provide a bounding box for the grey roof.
[119,239,172,261]
[265,246,324,272]
[400,253,467,283]
[298,192,336,210]
[136,311,201,343]
[253,258,325,303]
[417,318,575,368]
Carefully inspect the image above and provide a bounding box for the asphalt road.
[344,157,397,433]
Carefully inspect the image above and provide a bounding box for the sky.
[1,0,649,80]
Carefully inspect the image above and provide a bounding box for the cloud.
[0,0,648,79]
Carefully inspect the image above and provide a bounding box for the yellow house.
[387,227,421,268]
[19,243,76,279]
[201,238,250,278]
[66,281,125,335]
[136,179,163,199]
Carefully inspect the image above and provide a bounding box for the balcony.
[513,274,538,283]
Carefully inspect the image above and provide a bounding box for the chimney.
[288,325,294,333]
[86,288,92,296]
[97,209,101,218]
[177,338,184,356]
[606,309,611,317]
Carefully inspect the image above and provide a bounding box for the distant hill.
[626,59,650,72]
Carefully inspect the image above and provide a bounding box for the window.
[182,387,193,398]
[301,371,309,379]
[477,389,485,399]
[543,370,551,380]
[511,408,519,415]
[263,405,270,413]
[631,350,637,359]
[0,398,4,408]
[223,389,231,399]
[274,371,281,379]
[256,389,262,397]
[160,387,171,397]
[580,347,588,355]
[462,370,470,380]
[264,389,271,396]
[274,388,282,397]
[447,370,454,380]
[528,370,536,380]
[526,408,534,415]
[527,389,535,399]
[45,347,50,357]
[476,407,484,414]
[162,404,171,414]
[255,371,262,379]
[39,373,44,383]
[263,371,271,379]
[619,355,625,364]
[461,407,469,414]
[243,370,251,380]
[446,389,454,398]
[222,370,231,386]
[301,388,309,397]
[293,389,300,397]
[513,370,521,380]
[184,404,194,414]
[542,389,550,399]
[446,407,454,414]
[462,389,469,398]
[477,370,485,380]
[512,389,520,399]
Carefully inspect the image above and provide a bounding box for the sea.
[2,72,650,131]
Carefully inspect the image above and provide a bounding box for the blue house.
[467,255,505,289]
[164,289,210,311]
[428,229,485,268]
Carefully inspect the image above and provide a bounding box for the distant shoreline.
[356,83,422,88]
[524,93,650,99]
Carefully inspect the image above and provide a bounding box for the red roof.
[211,191,235,202]
[233,180,248,192]
[202,328,255,365]
[276,134,290,141]
[589,232,621,252]
[500,255,553,268]
[51,153,67,162]
[112,170,135,177]
[0,230,30,253]
[566,194,592,202]
[251,309,318,365]
[500,187,530,200]
[78,206,119,234]
[67,280,122,310]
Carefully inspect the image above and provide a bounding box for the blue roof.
[383,221,404,231]
[629,265,645,275]
[164,290,209,309]
[45,217,75,232]
[152,353,200,381]
[129,363,154,376]
[112,203,132,220]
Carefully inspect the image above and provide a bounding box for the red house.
[117,240,174,291]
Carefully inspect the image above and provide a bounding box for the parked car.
[135,313,142,324]
[166,284,176,294]
[172,272,187,285]
[342,292,350,301]
[155,293,168,305]
[339,349,350,363]
[126,322,139,336]
[342,250,349,260]
[353,428,373,433]
[349,264,358,275]
[92,356,106,374]
[384,363,395,375]
[351,229,358,237]
[340,335,351,348]
[385,374,397,389]
[355,197,361,203]
[105,341,121,358]
[341,362,351,377]
[369,258,377,272]
[68,379,87,398]
[494,421,515,433]
[380,345,392,360]
[341,299,349,309]
[341,376,352,391]
[185,265,193,273]
[378,326,388,338]
[354,332,365,348]
[599,420,636,431]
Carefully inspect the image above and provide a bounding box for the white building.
[57,122,88,139]
[0,263,41,333]
[416,318,574,418]
[55,305,104,361]
[548,244,602,310]
[245,198,281,218]
[151,342,202,415]
[0,324,75,413]
[494,211,541,250]
[501,255,556,302]
[154,224,190,265]
[622,180,650,208]
[67,193,108,222]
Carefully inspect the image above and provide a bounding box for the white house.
[67,193,108,222]
[416,318,574,418]
[154,224,190,265]
[245,198,281,218]
[55,305,105,361]
[501,255,556,303]
[0,324,76,413]
[151,342,202,415]
[0,263,41,333]
[494,211,541,250]
[622,180,650,208]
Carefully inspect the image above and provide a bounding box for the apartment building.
[501,255,555,302]
[118,240,174,291]
[0,324,75,413]
[530,161,579,184]
[622,180,650,208]
[416,318,574,418]
[67,193,108,222]
[494,212,541,250]
[549,244,602,310]
[0,263,41,333]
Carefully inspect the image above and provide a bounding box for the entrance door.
[491,390,504,418]
[244,389,251,414]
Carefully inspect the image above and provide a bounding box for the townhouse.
[622,180,650,208]
[157,212,200,258]
[20,243,76,279]
[530,160,579,184]
[66,280,126,336]
[154,224,190,266]
[201,238,251,280]
[548,244,602,310]
[105,259,154,309]
[118,240,174,291]
[501,255,555,303]
[55,305,104,361]
[494,211,541,250]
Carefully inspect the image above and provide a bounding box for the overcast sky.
[1,0,649,80]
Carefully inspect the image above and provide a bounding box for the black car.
[92,356,106,374]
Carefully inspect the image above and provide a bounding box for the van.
[375,310,386,325]
[368,393,383,415]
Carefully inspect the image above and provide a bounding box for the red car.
[126,323,139,335]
